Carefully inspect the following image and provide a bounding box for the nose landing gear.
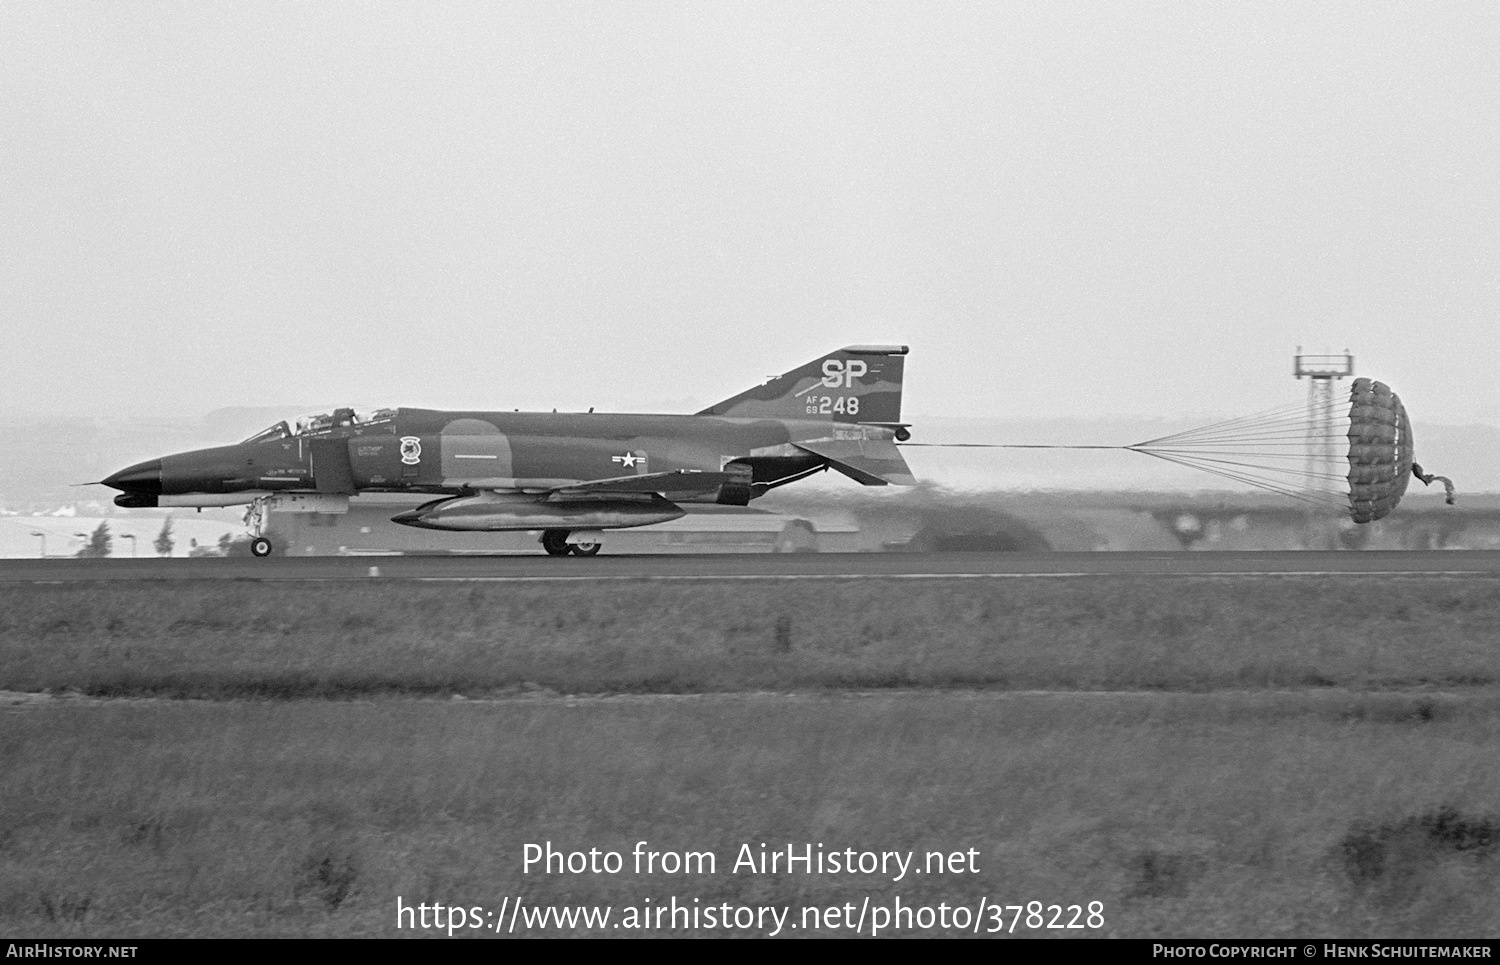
[245,498,273,558]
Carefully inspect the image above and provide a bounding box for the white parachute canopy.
[1128,378,1415,523]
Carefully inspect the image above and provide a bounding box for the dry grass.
[2,694,1498,937]
[3,575,1498,938]
[1,576,1499,697]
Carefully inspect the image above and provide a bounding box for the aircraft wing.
[793,438,918,486]
[546,469,736,499]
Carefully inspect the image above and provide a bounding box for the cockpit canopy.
[241,407,396,444]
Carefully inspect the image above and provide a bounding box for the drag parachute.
[901,376,1452,523]
[1127,378,1425,523]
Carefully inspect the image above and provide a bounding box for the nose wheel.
[244,498,273,558]
[570,540,601,556]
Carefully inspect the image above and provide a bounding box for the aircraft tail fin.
[697,345,907,424]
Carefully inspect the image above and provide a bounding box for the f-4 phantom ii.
[101,345,916,556]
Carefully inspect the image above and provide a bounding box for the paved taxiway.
[1,550,1498,582]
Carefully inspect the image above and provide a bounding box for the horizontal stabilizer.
[793,438,917,487]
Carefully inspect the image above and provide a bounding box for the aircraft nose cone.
[102,458,162,493]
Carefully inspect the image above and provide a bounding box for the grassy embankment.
[4,695,1499,938]
[2,576,1499,938]
[2,577,1499,696]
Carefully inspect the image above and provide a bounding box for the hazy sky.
[4,2,1497,425]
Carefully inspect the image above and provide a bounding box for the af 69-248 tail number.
[805,396,861,416]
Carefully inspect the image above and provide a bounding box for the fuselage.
[100,343,915,554]
[103,407,876,507]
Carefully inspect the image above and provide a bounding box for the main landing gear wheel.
[250,537,273,558]
[570,541,601,556]
[540,530,572,557]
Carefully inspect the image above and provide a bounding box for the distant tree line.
[72,517,180,558]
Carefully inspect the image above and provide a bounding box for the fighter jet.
[101,345,916,556]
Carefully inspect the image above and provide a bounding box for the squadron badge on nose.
[400,436,422,465]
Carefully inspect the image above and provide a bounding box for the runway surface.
[2,550,1499,582]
